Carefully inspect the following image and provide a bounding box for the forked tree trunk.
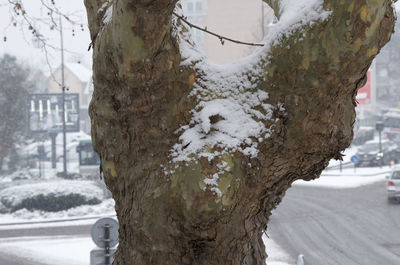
[84,0,395,264]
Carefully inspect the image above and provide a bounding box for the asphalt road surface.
[268,180,400,265]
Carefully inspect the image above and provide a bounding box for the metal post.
[42,152,45,178]
[38,151,42,178]
[104,224,111,265]
[60,16,67,177]
[379,130,382,168]
[50,132,57,169]
[340,161,342,173]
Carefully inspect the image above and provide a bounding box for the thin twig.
[173,12,264,47]
[6,0,83,87]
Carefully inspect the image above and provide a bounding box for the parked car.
[386,167,400,203]
[355,140,400,167]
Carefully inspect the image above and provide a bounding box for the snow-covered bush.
[0,180,103,212]
[56,172,83,180]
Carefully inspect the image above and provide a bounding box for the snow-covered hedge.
[0,181,103,212]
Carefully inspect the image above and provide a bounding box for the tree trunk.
[84,0,395,264]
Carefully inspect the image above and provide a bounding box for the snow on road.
[0,236,92,265]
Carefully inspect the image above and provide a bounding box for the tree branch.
[173,12,264,47]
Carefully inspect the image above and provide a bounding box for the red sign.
[356,71,371,105]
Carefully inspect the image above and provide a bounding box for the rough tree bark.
[84,0,396,264]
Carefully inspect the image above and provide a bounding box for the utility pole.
[60,16,67,176]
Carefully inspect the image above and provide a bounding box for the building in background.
[46,63,92,134]
[356,61,378,127]
[182,0,274,64]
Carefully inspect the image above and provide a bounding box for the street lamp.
[31,18,68,176]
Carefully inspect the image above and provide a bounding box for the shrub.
[0,180,103,212]
[56,172,83,180]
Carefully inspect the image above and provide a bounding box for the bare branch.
[173,12,264,47]
[4,0,84,88]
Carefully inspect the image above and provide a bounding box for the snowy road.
[269,180,400,265]
[0,252,42,265]
[0,225,92,265]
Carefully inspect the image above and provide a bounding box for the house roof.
[64,63,92,83]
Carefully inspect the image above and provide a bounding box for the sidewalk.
[294,166,392,189]
[0,234,293,265]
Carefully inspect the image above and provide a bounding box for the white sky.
[0,1,91,72]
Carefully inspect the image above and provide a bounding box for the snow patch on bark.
[204,173,222,197]
[268,0,331,43]
[170,6,283,164]
[170,96,276,162]
[170,0,328,164]
[98,0,113,25]
[102,5,113,24]
[168,0,327,196]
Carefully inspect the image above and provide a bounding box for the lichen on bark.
[84,0,396,264]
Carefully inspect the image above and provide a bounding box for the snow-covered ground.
[295,165,392,189]
[0,236,93,265]
[0,233,292,265]
[326,145,358,168]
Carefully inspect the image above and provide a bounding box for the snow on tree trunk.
[84,0,395,264]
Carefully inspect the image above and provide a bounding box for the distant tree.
[0,54,31,172]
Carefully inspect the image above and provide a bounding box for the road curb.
[0,214,116,227]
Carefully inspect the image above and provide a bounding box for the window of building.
[182,0,207,17]
[181,0,207,47]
